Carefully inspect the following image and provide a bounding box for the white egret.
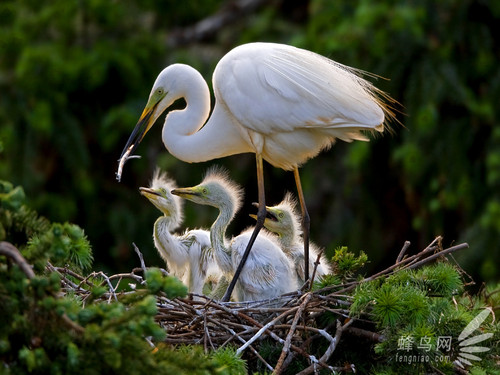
[251,193,331,285]
[171,168,298,302]
[117,42,396,301]
[139,169,222,297]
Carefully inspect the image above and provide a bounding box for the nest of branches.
[45,237,469,374]
[1,236,474,373]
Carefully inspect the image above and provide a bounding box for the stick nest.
[48,237,469,374]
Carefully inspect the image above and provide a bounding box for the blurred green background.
[1,0,498,282]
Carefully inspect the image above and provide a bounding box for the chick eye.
[278,212,285,219]
[202,188,208,194]
[160,188,166,194]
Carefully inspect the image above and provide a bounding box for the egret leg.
[221,154,266,302]
[293,167,310,283]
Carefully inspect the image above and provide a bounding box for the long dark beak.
[116,105,157,182]
[119,108,155,160]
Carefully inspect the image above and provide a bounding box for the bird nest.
[51,237,469,374]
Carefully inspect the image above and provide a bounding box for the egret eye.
[202,188,208,195]
[157,88,164,96]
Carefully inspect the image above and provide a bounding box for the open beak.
[249,202,277,222]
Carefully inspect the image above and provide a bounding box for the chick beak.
[139,187,161,199]
[171,187,201,199]
[249,202,277,222]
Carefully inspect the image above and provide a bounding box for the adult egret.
[117,42,395,301]
[251,193,331,285]
[171,168,298,302]
[139,169,222,297]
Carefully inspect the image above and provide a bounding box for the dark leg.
[221,154,266,302]
[293,167,310,283]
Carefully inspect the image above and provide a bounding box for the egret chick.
[140,169,221,296]
[251,193,332,285]
[172,168,298,302]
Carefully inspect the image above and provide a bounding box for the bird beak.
[139,187,161,198]
[116,93,164,181]
[250,202,260,221]
[118,105,156,159]
[171,187,201,199]
[250,202,277,222]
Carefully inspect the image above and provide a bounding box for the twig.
[307,249,325,292]
[396,241,411,263]
[404,242,469,271]
[133,243,147,278]
[0,241,35,279]
[273,293,312,374]
[208,316,274,371]
[345,326,385,342]
[0,242,86,334]
[236,306,300,355]
[330,239,468,296]
[296,319,353,375]
[8,236,473,371]
[61,313,85,334]
[167,0,269,46]
[94,271,119,302]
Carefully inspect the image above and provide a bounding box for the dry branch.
[0,241,35,279]
[167,0,270,46]
[152,237,468,369]
[0,237,469,372]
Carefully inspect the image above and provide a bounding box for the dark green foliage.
[1,0,500,372]
[330,246,368,280]
[194,346,247,375]
[313,246,365,290]
[416,262,463,296]
[0,0,498,283]
[0,181,50,247]
[0,180,244,375]
[352,262,463,328]
[350,263,499,373]
[294,0,500,282]
[25,223,93,273]
[1,179,93,273]
[0,262,243,375]
[312,273,342,292]
[145,268,188,298]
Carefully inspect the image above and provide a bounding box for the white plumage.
[252,193,332,285]
[172,168,298,302]
[118,42,395,299]
[140,169,221,297]
[118,42,391,172]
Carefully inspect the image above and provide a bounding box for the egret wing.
[215,43,385,135]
